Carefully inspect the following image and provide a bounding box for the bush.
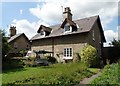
[46,56,57,64]
[23,57,36,67]
[80,44,100,67]
[73,53,81,63]
[2,57,24,70]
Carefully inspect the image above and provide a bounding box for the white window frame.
[40,31,46,37]
[64,23,72,33]
[63,48,73,59]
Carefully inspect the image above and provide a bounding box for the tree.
[108,39,120,63]
[0,30,10,58]
[112,39,120,47]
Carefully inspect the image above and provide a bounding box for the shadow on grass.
[2,67,27,74]
[2,65,53,74]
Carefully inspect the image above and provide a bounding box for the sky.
[0,0,120,47]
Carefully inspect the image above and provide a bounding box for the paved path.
[75,71,102,86]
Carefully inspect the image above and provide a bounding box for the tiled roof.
[8,33,23,43]
[31,15,103,41]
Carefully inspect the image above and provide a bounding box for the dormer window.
[40,31,45,37]
[64,23,72,33]
[37,25,52,36]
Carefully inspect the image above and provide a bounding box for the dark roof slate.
[37,25,52,33]
[60,18,77,28]
[31,15,104,41]
[8,33,23,43]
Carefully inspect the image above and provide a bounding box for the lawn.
[2,62,100,85]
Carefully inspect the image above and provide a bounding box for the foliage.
[23,56,55,67]
[2,63,100,85]
[105,39,120,63]
[19,50,28,57]
[2,57,24,70]
[46,56,57,64]
[90,63,120,86]
[73,53,81,63]
[23,57,36,67]
[112,39,120,47]
[1,30,11,58]
[80,44,100,67]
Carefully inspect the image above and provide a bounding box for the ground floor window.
[64,48,73,58]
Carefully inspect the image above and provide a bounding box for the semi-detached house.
[31,7,106,63]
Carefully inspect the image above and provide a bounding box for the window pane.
[64,49,66,57]
[41,31,45,35]
[64,48,72,57]
[70,48,72,57]
[64,26,70,31]
[67,54,69,57]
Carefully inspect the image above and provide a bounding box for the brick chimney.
[63,7,72,21]
[9,26,16,37]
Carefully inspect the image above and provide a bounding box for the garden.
[2,39,120,85]
[90,60,120,86]
[2,62,100,85]
[2,44,101,85]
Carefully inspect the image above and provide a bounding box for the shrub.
[90,63,120,85]
[80,44,100,67]
[73,53,81,63]
[46,56,57,64]
[23,57,36,67]
[2,57,24,70]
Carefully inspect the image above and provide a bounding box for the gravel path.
[75,71,102,86]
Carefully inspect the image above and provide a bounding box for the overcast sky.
[0,0,119,47]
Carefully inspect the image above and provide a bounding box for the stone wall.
[31,21,104,62]
[31,33,87,62]
[9,34,30,53]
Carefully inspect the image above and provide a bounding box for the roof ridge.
[48,15,99,28]
[31,15,101,41]
[8,33,24,43]
[73,15,99,21]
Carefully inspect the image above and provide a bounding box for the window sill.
[63,57,73,59]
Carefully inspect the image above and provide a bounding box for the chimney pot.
[9,26,16,37]
[63,7,72,21]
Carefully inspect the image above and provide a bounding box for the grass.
[90,62,120,86]
[2,62,100,85]
[0,74,2,86]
